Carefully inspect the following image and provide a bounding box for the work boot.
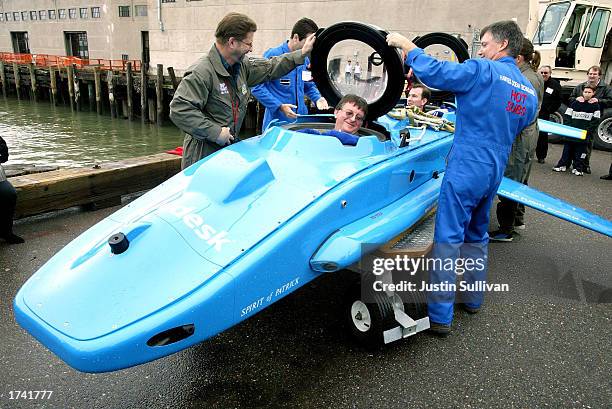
[537,158,545,164]
[1,233,25,244]
[460,303,481,314]
[429,322,451,336]
[601,174,612,180]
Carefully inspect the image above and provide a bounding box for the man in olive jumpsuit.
[169,13,316,169]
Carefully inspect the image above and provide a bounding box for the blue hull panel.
[498,177,612,237]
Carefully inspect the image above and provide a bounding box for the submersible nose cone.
[108,232,129,254]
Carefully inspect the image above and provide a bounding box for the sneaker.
[537,158,545,164]
[571,168,578,174]
[553,166,567,172]
[514,223,526,230]
[601,174,612,180]
[574,170,584,176]
[429,322,451,336]
[489,230,514,242]
[585,166,592,174]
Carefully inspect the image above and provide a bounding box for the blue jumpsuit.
[252,42,322,131]
[405,49,537,325]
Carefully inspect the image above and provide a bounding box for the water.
[0,98,184,168]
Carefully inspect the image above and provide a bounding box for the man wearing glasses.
[299,94,367,145]
[170,12,316,169]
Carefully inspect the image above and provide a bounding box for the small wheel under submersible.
[345,273,427,348]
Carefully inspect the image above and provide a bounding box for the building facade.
[0,0,541,73]
[0,0,149,63]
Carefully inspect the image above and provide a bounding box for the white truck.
[533,0,612,150]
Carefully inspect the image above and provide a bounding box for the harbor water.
[0,97,184,168]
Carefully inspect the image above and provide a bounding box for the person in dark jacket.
[553,85,601,176]
[0,136,24,244]
[568,66,612,173]
[536,65,562,162]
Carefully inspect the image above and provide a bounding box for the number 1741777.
[7,390,53,400]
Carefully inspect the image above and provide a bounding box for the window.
[39,10,47,20]
[21,11,28,21]
[121,54,129,61]
[134,5,148,17]
[162,0,176,3]
[69,8,77,19]
[118,6,130,17]
[0,14,4,22]
[5,13,12,22]
[30,11,38,20]
[65,32,90,59]
[585,9,611,48]
[92,7,101,18]
[58,9,66,19]
[79,8,88,19]
[49,10,56,20]
[13,12,20,21]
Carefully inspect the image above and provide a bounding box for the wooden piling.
[140,63,148,123]
[167,67,179,90]
[28,63,37,101]
[49,67,57,105]
[126,62,134,121]
[94,67,102,114]
[67,65,75,111]
[87,81,95,111]
[73,65,81,111]
[148,98,156,123]
[107,70,117,118]
[0,61,6,97]
[13,63,21,99]
[156,64,163,126]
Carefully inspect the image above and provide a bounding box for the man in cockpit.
[299,94,367,145]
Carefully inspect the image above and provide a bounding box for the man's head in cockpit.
[334,94,368,134]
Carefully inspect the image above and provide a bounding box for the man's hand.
[316,97,329,110]
[576,96,585,103]
[280,104,298,119]
[216,127,235,146]
[588,97,599,104]
[386,33,417,53]
[301,34,316,57]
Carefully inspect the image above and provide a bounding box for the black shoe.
[537,158,545,164]
[585,166,592,174]
[601,174,612,180]
[489,230,514,242]
[460,304,481,314]
[429,322,451,336]
[2,233,25,244]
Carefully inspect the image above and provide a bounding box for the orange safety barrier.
[0,52,141,72]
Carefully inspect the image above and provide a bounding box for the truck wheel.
[547,110,564,144]
[595,111,612,151]
[346,276,397,349]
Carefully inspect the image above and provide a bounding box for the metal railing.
[0,52,142,71]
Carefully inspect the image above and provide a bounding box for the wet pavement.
[1,144,611,409]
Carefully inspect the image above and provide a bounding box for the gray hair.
[480,20,523,58]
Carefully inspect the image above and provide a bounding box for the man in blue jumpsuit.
[387,21,538,335]
[252,18,329,131]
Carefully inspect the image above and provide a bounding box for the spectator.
[0,136,24,244]
[344,59,353,84]
[536,65,562,163]
[568,66,612,173]
[553,85,600,176]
